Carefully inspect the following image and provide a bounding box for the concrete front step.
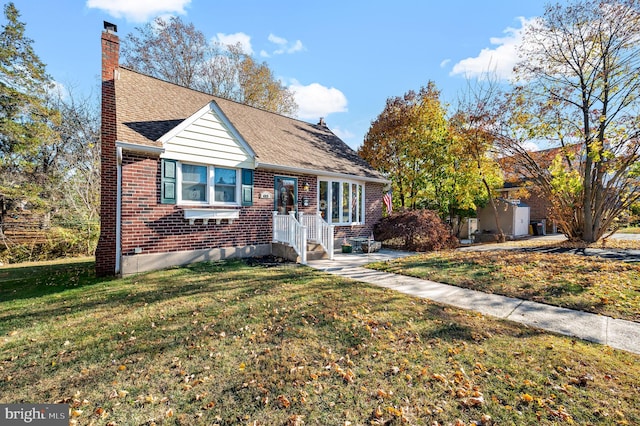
[307,242,329,261]
[272,241,330,263]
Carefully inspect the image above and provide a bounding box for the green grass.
[0,256,104,301]
[1,258,639,425]
[368,251,640,323]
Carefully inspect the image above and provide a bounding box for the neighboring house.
[95,24,387,277]
[476,145,582,238]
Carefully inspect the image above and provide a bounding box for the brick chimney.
[95,22,119,276]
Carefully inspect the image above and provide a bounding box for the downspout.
[116,146,122,275]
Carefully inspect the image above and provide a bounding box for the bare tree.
[506,0,640,242]
[49,87,101,254]
[122,17,297,117]
[451,77,506,242]
[121,16,207,88]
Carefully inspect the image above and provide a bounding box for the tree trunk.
[482,177,505,242]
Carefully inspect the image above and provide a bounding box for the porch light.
[303,181,310,191]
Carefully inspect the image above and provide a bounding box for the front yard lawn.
[367,251,640,322]
[1,258,639,425]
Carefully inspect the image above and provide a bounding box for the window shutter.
[161,159,177,204]
[241,168,254,206]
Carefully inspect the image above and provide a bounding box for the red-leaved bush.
[374,209,458,252]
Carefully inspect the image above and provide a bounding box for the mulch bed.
[244,255,296,267]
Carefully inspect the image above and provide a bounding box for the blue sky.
[9,0,547,149]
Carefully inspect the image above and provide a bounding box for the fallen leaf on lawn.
[287,414,304,425]
[480,414,492,425]
[521,393,534,403]
[373,405,383,419]
[342,369,355,383]
[569,373,594,387]
[376,389,389,399]
[432,373,447,383]
[277,394,291,409]
[386,406,402,417]
[461,395,484,407]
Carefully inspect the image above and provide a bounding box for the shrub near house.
[374,209,458,251]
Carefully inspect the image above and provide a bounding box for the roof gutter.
[116,140,165,155]
[115,146,122,275]
[256,162,389,184]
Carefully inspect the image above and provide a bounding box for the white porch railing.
[272,211,307,264]
[301,213,334,260]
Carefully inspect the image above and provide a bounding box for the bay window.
[318,178,364,225]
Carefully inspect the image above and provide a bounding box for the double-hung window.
[213,167,237,203]
[318,178,364,225]
[181,164,208,202]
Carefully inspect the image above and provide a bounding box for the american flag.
[382,191,392,216]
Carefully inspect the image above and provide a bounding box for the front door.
[274,176,297,215]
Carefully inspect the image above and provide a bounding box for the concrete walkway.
[307,249,640,355]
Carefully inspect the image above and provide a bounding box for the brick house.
[476,146,583,238]
[95,25,387,276]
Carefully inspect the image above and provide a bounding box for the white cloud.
[440,59,451,68]
[331,127,355,141]
[86,0,190,23]
[450,17,535,81]
[268,33,287,45]
[287,40,304,54]
[521,141,540,152]
[47,80,68,100]
[267,33,305,55]
[289,80,348,120]
[213,32,253,55]
[259,50,270,58]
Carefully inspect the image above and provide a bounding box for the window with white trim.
[160,160,253,206]
[181,164,208,202]
[318,178,364,224]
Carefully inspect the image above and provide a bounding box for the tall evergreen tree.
[0,2,59,209]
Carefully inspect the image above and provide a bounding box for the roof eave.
[256,161,389,184]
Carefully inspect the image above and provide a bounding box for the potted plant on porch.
[341,238,352,253]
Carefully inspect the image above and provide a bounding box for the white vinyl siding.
[163,110,254,169]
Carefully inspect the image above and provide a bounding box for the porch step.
[306,242,328,261]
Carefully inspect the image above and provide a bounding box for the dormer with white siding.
[159,101,256,170]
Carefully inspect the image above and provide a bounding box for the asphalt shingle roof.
[115,68,385,180]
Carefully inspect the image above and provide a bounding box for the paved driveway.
[458,233,640,262]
